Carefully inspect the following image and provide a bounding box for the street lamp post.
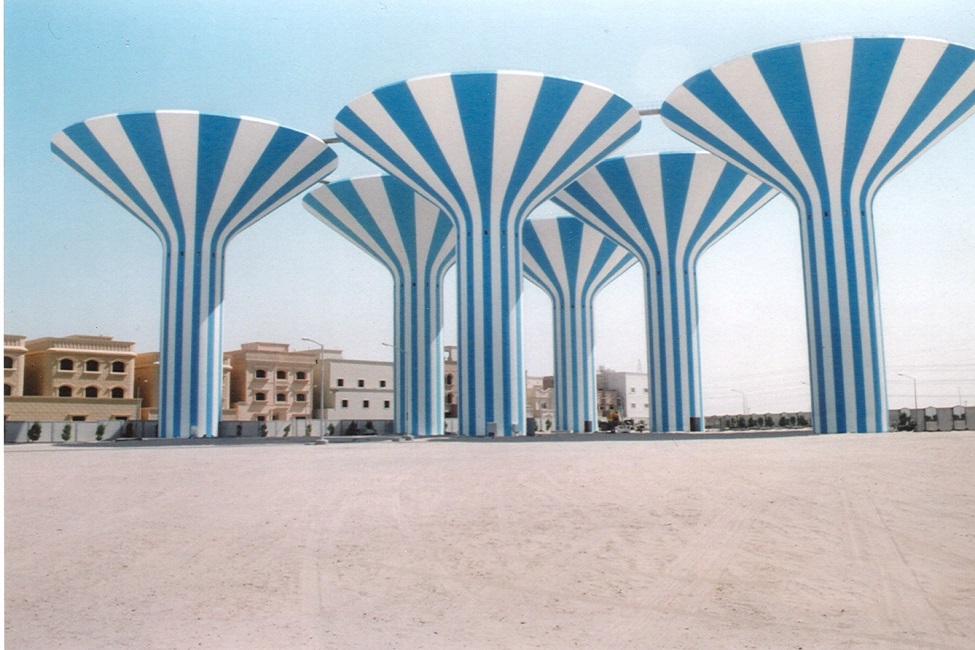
[898,373,918,431]
[302,337,327,439]
[731,389,748,416]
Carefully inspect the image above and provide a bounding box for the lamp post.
[732,389,748,416]
[898,373,918,431]
[302,337,326,439]
[381,342,408,436]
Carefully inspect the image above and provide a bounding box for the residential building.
[444,345,458,419]
[227,342,316,422]
[526,375,555,431]
[4,334,141,421]
[318,353,394,426]
[4,334,27,398]
[596,366,650,424]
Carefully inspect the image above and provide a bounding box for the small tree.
[61,423,72,442]
[365,420,374,433]
[283,423,292,437]
[95,423,106,441]
[545,418,552,431]
[305,423,312,437]
[259,423,268,438]
[778,415,789,428]
[345,421,359,436]
[236,424,243,437]
[327,423,335,437]
[27,422,42,442]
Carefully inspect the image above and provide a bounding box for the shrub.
[283,424,291,437]
[327,423,335,436]
[259,424,268,438]
[27,422,42,442]
[305,424,312,437]
[95,423,106,441]
[62,423,72,442]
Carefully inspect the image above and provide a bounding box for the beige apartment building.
[4,334,28,398]
[444,345,458,419]
[227,342,317,422]
[4,334,141,421]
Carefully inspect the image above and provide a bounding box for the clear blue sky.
[4,0,974,414]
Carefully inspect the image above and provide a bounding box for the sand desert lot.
[5,432,974,649]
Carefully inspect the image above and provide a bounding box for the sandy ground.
[4,431,974,649]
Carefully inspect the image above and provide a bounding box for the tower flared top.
[552,152,777,267]
[52,111,338,247]
[302,175,455,280]
[334,71,642,228]
[660,37,975,211]
[522,216,635,304]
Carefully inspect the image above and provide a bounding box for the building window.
[384,400,390,408]
[643,388,648,393]
[295,393,306,402]
[85,360,99,372]
[337,378,344,387]
[255,392,266,402]
[446,393,453,404]
[255,369,267,379]
[445,374,453,386]
[111,361,126,373]
[276,370,287,380]
[379,380,386,388]
[58,385,72,397]
[296,371,306,380]
[341,399,348,408]
[4,356,13,369]
[256,415,266,422]
[111,387,124,399]
[631,402,636,408]
[630,387,635,393]
[4,384,11,396]
[276,393,286,402]
[85,386,99,398]
[59,358,74,371]
[357,379,365,387]
[362,400,370,408]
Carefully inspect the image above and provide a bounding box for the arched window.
[276,370,287,380]
[254,392,266,402]
[111,387,124,399]
[255,369,267,379]
[111,361,126,373]
[3,356,13,369]
[85,386,99,398]
[445,374,453,386]
[276,393,287,402]
[85,360,99,372]
[295,393,306,402]
[58,385,72,397]
[446,393,453,404]
[296,371,306,380]
[59,359,74,371]
[4,384,11,396]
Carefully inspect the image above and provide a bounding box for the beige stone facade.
[3,334,141,422]
[5,334,28,398]
[227,342,317,422]
[23,335,136,400]
[526,375,555,431]
[444,345,458,419]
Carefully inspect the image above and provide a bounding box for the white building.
[596,367,649,424]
